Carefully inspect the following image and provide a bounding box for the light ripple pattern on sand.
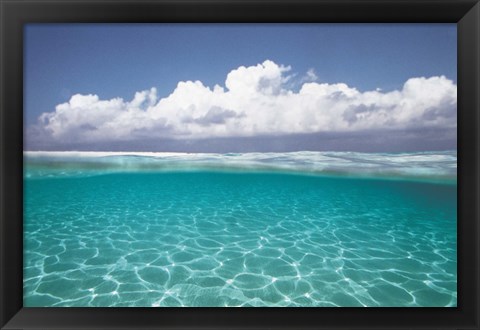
[23,152,457,307]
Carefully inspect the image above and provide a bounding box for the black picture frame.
[1,0,479,329]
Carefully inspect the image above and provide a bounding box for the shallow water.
[23,152,457,307]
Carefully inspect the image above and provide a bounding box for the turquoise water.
[23,152,457,307]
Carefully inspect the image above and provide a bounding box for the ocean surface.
[23,151,457,307]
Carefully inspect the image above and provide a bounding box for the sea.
[23,151,457,307]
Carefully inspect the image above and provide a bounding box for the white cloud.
[305,68,318,82]
[32,60,457,144]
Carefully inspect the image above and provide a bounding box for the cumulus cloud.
[30,60,457,146]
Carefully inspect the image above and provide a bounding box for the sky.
[24,24,457,152]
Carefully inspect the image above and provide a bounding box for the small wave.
[23,150,457,184]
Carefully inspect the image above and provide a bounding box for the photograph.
[23,23,457,307]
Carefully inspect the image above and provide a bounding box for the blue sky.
[24,24,457,152]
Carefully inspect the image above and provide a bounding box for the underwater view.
[23,151,457,307]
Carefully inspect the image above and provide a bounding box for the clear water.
[23,151,457,307]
